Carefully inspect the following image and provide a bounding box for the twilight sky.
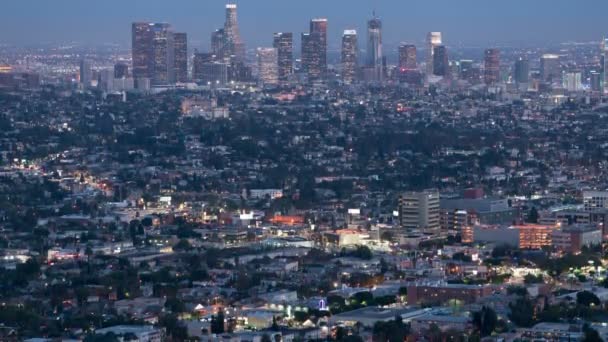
[0,0,606,49]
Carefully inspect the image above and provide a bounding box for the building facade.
[341,30,358,84]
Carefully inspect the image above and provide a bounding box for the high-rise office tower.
[432,45,449,77]
[563,72,582,92]
[398,44,417,70]
[192,52,215,83]
[132,22,153,80]
[591,71,602,92]
[79,59,92,87]
[540,54,561,83]
[303,18,328,80]
[224,4,245,61]
[114,63,129,79]
[150,23,174,85]
[173,32,188,83]
[426,32,442,77]
[602,38,608,93]
[211,29,226,60]
[273,32,293,81]
[193,51,228,86]
[366,15,382,70]
[132,22,176,86]
[99,68,114,92]
[257,47,279,85]
[459,60,473,78]
[483,48,500,85]
[341,30,358,84]
[301,33,313,74]
[513,57,529,84]
[398,189,441,234]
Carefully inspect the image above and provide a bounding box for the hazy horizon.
[1,0,607,49]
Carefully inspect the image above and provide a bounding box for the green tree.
[583,325,603,342]
[509,297,536,327]
[527,207,539,223]
[472,306,497,337]
[577,291,601,307]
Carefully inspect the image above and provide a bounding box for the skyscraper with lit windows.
[432,45,449,77]
[341,30,358,84]
[273,32,293,81]
[365,15,383,81]
[426,32,442,77]
[132,22,176,86]
[257,47,279,85]
[173,32,188,83]
[540,54,561,84]
[224,3,245,61]
[399,44,417,70]
[514,57,529,84]
[132,22,153,80]
[483,48,500,85]
[150,23,173,85]
[302,18,327,80]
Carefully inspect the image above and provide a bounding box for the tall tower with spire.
[224,3,245,61]
[366,12,383,81]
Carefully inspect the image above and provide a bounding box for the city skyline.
[1,0,608,48]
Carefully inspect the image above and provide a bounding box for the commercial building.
[463,224,557,249]
[552,225,602,253]
[132,22,153,81]
[257,47,279,85]
[563,72,582,92]
[426,32,442,77]
[114,63,129,79]
[399,44,417,70]
[211,28,227,59]
[302,18,327,80]
[483,48,500,85]
[540,54,561,83]
[273,32,293,81]
[224,3,245,61]
[131,22,175,86]
[583,190,608,211]
[432,45,449,77]
[440,197,516,232]
[173,32,188,83]
[406,282,493,306]
[79,59,92,87]
[150,23,173,85]
[341,30,358,84]
[514,57,529,84]
[192,52,215,83]
[192,51,228,86]
[366,15,383,81]
[398,189,440,234]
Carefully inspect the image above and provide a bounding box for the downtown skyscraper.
[273,32,293,81]
[131,22,176,86]
[426,32,442,77]
[302,18,327,80]
[257,47,279,85]
[483,48,500,85]
[432,45,449,77]
[399,44,417,70]
[132,22,153,81]
[599,38,608,93]
[173,32,188,83]
[341,30,358,84]
[365,14,383,81]
[150,23,174,85]
[224,4,245,61]
[514,57,530,84]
